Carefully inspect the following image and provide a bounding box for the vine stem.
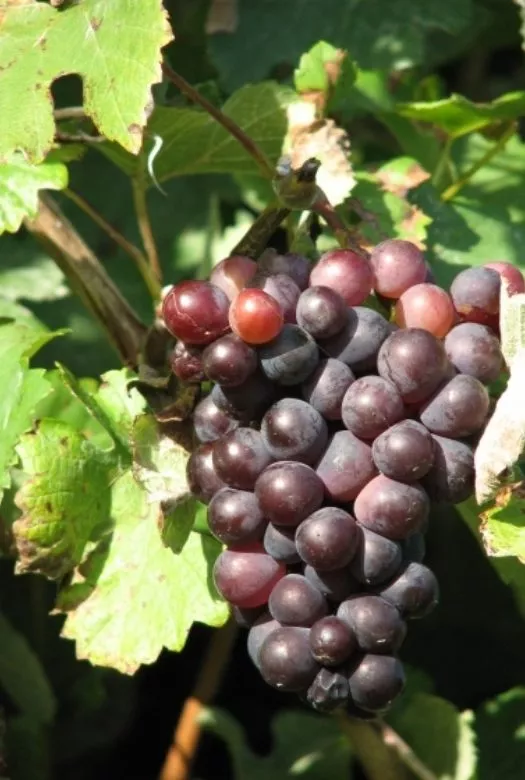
[132,174,163,287]
[379,720,439,780]
[441,122,515,202]
[63,187,161,300]
[232,202,291,258]
[313,195,367,255]
[159,620,238,780]
[161,63,274,180]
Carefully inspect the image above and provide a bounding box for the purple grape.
[377,328,450,403]
[419,374,490,438]
[338,595,406,654]
[249,272,301,323]
[372,420,435,482]
[247,612,281,668]
[301,358,355,420]
[296,507,359,571]
[450,266,500,326]
[354,475,429,540]
[212,428,273,490]
[186,442,226,504]
[263,523,300,564]
[350,526,403,586]
[370,239,427,299]
[402,533,426,564]
[421,435,474,503]
[348,654,405,712]
[211,370,278,423]
[194,395,239,443]
[213,542,286,608]
[202,334,257,387]
[208,488,267,545]
[306,668,350,712]
[268,574,327,627]
[259,626,320,691]
[296,286,348,339]
[377,562,439,619]
[322,306,391,374]
[309,616,357,666]
[444,322,503,384]
[255,461,325,527]
[261,399,328,464]
[170,341,204,383]
[232,605,265,628]
[258,250,311,290]
[342,376,404,440]
[316,430,376,502]
[259,324,319,385]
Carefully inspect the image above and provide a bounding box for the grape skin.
[210,255,258,300]
[395,283,456,338]
[309,616,357,666]
[296,286,348,339]
[316,430,377,502]
[350,526,403,586]
[247,612,281,668]
[259,324,319,385]
[372,420,435,482]
[322,306,390,374]
[212,428,273,490]
[261,399,328,464]
[421,435,474,503]
[370,239,427,299]
[307,668,350,712]
[337,595,406,654]
[444,323,503,384]
[186,442,226,504]
[402,533,426,564]
[450,266,500,326]
[259,626,320,691]
[213,542,286,608]
[232,605,266,628]
[194,395,239,443]
[303,564,360,603]
[295,507,359,571]
[202,334,258,387]
[348,654,405,712]
[302,359,355,420]
[377,328,450,403]
[255,461,325,527]
[310,249,373,306]
[170,341,204,383]
[354,475,429,540]
[485,261,525,296]
[342,376,404,440]
[268,574,327,627]
[208,488,267,545]
[377,562,439,619]
[419,374,490,438]
[162,280,231,345]
[249,272,301,324]
[211,371,278,423]
[229,288,284,345]
[263,523,300,564]
[258,250,311,290]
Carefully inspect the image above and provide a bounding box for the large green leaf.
[0,0,172,162]
[475,687,525,779]
[0,154,67,234]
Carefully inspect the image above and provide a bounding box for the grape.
[444,323,503,384]
[258,249,311,290]
[212,428,273,490]
[370,239,427,299]
[208,488,267,545]
[259,325,319,385]
[202,334,257,387]
[316,430,376,502]
[255,461,325,527]
[212,371,278,423]
[419,374,490,438]
[378,562,439,619]
[348,654,405,712]
[213,542,286,608]
[395,283,455,338]
[307,668,350,712]
[485,261,525,296]
[342,376,404,440]
[259,626,319,691]
[322,306,390,374]
[337,595,406,654]
[296,286,348,339]
[263,523,300,564]
[304,565,359,603]
[302,359,355,420]
[186,442,226,504]
[232,605,266,628]
[249,272,301,324]
[309,616,357,666]
[310,249,373,306]
[372,420,435,482]
[354,475,429,540]
[194,395,239,443]
[421,435,474,503]
[450,266,500,326]
[296,507,359,571]
[261,399,328,464]
[229,289,284,345]
[247,612,281,668]
[377,328,450,403]
[350,527,402,586]
[170,341,204,383]
[210,255,258,300]
[402,533,426,564]
[162,280,230,345]
[268,574,327,627]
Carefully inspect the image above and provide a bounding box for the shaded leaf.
[5,715,50,780]
[475,687,525,780]
[479,483,525,562]
[0,154,67,234]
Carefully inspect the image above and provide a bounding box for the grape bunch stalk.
[162,238,523,718]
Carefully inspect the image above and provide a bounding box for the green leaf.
[0,153,68,234]
[479,484,525,561]
[0,610,56,724]
[5,715,50,780]
[0,240,69,301]
[58,471,228,674]
[397,92,525,139]
[201,707,353,780]
[209,0,473,91]
[13,419,115,579]
[294,41,356,95]
[475,687,525,779]
[389,693,477,780]
[0,0,172,162]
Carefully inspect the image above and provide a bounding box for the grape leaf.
[0,0,172,163]
[0,153,67,234]
[58,471,228,674]
[475,687,525,779]
[0,610,56,724]
[294,41,356,95]
[479,484,525,562]
[201,707,353,780]
[209,0,472,91]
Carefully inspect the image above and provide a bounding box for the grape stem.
[132,169,163,289]
[63,187,162,301]
[232,202,291,258]
[313,194,368,256]
[161,63,275,180]
[159,619,238,780]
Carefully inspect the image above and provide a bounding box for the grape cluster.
[162,242,523,717]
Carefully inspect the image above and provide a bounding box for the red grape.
[162,280,230,345]
[210,255,258,300]
[485,261,525,296]
[395,283,455,338]
[354,475,429,540]
[310,249,373,306]
[213,542,286,608]
[450,266,500,326]
[370,239,427,299]
[229,289,284,344]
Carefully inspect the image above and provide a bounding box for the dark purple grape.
[186,442,226,504]
[304,565,360,603]
[402,533,426,564]
[342,376,404,440]
[354,475,429,540]
[306,668,350,712]
[249,272,301,324]
[310,616,357,666]
[212,428,273,490]
[372,420,435,482]
[349,527,402,586]
[232,605,265,628]
[194,395,239,443]
[259,325,319,385]
[450,266,500,326]
[337,595,406,653]
[301,359,355,420]
[261,399,328,464]
[258,250,311,290]
[377,562,439,619]
[377,328,450,403]
[419,374,490,438]
[259,626,319,691]
[255,461,324,527]
[263,523,300,564]
[296,507,359,571]
[202,334,257,387]
[213,542,286,608]
[211,370,278,423]
[322,306,391,374]
[444,322,503,384]
[170,341,204,383]
[162,280,230,345]
[268,574,327,627]
[296,286,348,339]
[247,612,281,668]
[316,430,376,502]
[421,435,474,503]
[208,488,267,545]
[348,654,405,712]
[370,239,427,299]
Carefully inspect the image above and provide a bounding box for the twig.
[24,194,147,368]
[54,106,88,121]
[231,203,290,258]
[161,63,274,180]
[132,174,163,286]
[159,620,238,780]
[338,714,409,780]
[313,195,367,256]
[63,187,161,300]
[55,131,106,145]
[380,721,439,780]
